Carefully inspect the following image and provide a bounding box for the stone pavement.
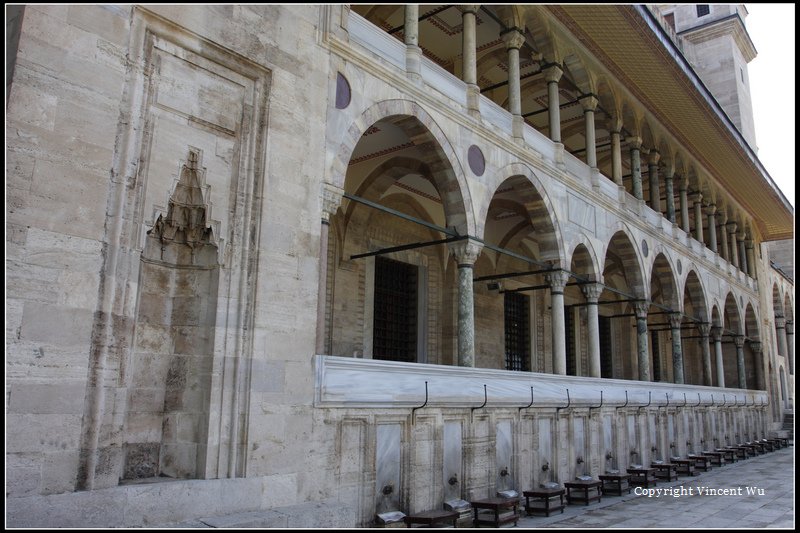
[515,446,794,529]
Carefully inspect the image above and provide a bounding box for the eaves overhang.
[547,4,793,241]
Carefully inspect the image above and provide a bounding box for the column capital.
[321,183,345,222]
[717,211,727,224]
[737,231,747,242]
[692,191,703,203]
[580,282,603,302]
[710,326,723,342]
[648,150,661,165]
[461,5,480,15]
[697,323,711,337]
[501,27,525,50]
[448,238,483,266]
[543,64,563,83]
[669,312,683,329]
[579,94,599,112]
[775,316,786,329]
[633,301,649,319]
[626,136,642,150]
[749,341,762,354]
[745,238,754,249]
[545,270,570,293]
[733,335,746,348]
[786,320,794,335]
[727,221,738,234]
[705,203,717,215]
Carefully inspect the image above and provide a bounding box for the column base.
[466,84,480,117]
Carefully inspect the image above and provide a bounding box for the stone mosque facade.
[5,4,794,528]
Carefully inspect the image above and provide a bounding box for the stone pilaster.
[669,313,684,384]
[610,130,623,186]
[449,238,483,367]
[745,238,756,279]
[316,184,344,354]
[581,283,604,378]
[664,169,676,223]
[727,222,739,268]
[718,212,729,261]
[546,270,570,375]
[737,232,747,275]
[706,204,718,253]
[679,182,690,234]
[750,341,763,390]
[502,28,525,138]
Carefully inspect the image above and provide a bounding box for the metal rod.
[519,386,535,412]
[556,389,571,412]
[474,268,554,283]
[350,235,465,260]
[471,384,488,415]
[615,390,629,411]
[411,381,429,424]
[343,192,458,237]
[589,390,604,412]
[387,5,451,34]
[502,281,584,294]
[637,391,652,412]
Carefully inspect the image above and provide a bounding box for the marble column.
[633,301,650,381]
[719,212,729,262]
[775,315,788,359]
[628,137,643,200]
[581,96,599,169]
[547,270,570,375]
[750,341,764,390]
[786,320,794,375]
[745,238,756,279]
[664,169,676,223]
[461,5,480,113]
[544,65,563,143]
[610,130,623,186]
[711,326,725,388]
[404,4,422,81]
[698,323,712,386]
[670,313,684,384]
[582,283,603,378]
[502,28,525,138]
[449,239,483,367]
[316,184,344,355]
[707,204,718,253]
[648,150,661,213]
[679,182,690,234]
[693,193,704,244]
[737,232,747,275]
[734,336,747,389]
[727,223,739,268]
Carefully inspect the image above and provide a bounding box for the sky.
[745,3,796,208]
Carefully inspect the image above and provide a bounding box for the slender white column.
[404,4,422,81]
[582,283,603,378]
[745,238,756,279]
[737,232,747,275]
[727,223,739,268]
[734,336,747,389]
[633,301,650,381]
[679,182,690,233]
[547,271,570,375]
[611,130,623,186]
[648,150,661,213]
[698,323,712,386]
[581,96,599,168]
[693,193,704,244]
[775,316,788,359]
[462,5,480,113]
[628,137,643,200]
[544,65,563,143]
[706,204,718,253]
[502,28,525,138]
[449,239,483,367]
[670,313,684,384]
[712,326,725,388]
[719,212,729,261]
[664,169,676,223]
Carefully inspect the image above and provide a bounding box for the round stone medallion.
[468,145,485,176]
[335,72,351,109]
[677,260,682,274]
[641,239,649,257]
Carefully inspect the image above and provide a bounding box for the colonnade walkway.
[516,446,794,529]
